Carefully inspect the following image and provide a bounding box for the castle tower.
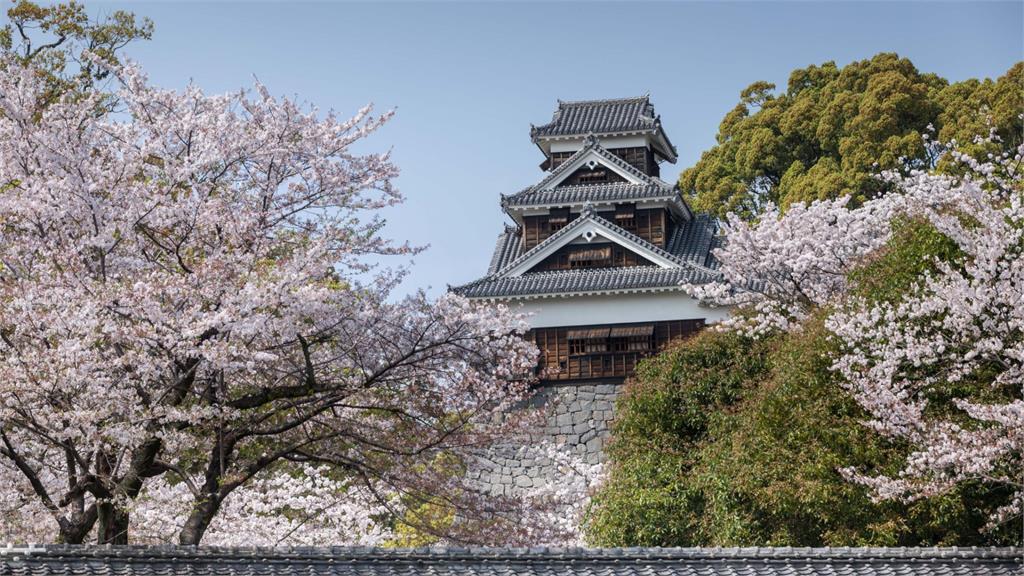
[452,97,726,485]
[454,96,726,384]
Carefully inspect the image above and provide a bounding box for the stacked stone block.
[469,382,621,496]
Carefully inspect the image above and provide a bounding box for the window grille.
[548,208,569,232]
[567,327,610,355]
[576,170,608,184]
[568,246,611,269]
[615,204,636,231]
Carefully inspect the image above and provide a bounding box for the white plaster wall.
[548,135,649,153]
[510,291,730,328]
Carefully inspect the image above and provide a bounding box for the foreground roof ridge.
[7,544,1019,576]
[4,544,1021,559]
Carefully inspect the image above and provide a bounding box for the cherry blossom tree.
[690,129,1023,528]
[683,135,994,337]
[127,466,394,546]
[829,145,1023,527]
[684,195,901,335]
[0,57,540,545]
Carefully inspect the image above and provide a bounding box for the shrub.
[584,218,1018,546]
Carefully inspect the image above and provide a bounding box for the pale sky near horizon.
[75,1,1024,296]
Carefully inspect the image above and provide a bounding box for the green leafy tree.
[585,221,1019,547]
[0,0,152,100]
[680,53,1022,219]
[584,328,770,546]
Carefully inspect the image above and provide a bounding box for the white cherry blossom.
[0,57,542,545]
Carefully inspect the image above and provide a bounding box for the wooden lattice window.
[610,325,654,352]
[615,203,636,231]
[568,339,585,355]
[568,246,612,270]
[576,169,609,184]
[548,208,569,233]
[549,151,574,170]
[567,327,610,355]
[610,147,649,174]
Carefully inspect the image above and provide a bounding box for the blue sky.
[90,1,1022,296]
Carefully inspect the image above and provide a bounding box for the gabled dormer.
[501,137,692,251]
[530,96,678,177]
[533,136,652,190]
[517,203,672,252]
[495,204,690,278]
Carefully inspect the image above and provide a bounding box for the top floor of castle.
[529,95,678,177]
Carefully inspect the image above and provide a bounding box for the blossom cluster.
[829,146,1023,524]
[0,57,545,544]
[128,466,393,546]
[684,196,902,335]
[694,132,1023,526]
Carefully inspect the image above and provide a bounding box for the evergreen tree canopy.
[680,53,1023,219]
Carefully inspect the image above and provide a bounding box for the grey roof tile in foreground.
[2,545,1019,576]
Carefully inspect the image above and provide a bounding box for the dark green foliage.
[585,329,769,546]
[615,329,767,444]
[680,53,1023,219]
[848,217,962,304]
[585,220,1020,547]
[689,316,1013,546]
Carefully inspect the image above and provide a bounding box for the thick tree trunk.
[96,501,129,544]
[57,505,98,544]
[58,525,87,544]
[94,451,129,544]
[178,496,220,545]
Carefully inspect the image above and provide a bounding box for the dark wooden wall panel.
[530,319,706,382]
[521,207,671,253]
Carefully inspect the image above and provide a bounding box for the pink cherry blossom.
[695,125,1023,528]
[830,143,1023,528]
[0,57,544,545]
[684,195,902,335]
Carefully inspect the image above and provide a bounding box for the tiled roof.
[531,96,659,139]
[453,209,721,300]
[452,266,714,299]
[487,226,522,274]
[3,545,1019,576]
[704,234,725,269]
[493,206,692,276]
[666,213,718,267]
[503,183,677,209]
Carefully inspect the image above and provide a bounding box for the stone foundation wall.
[469,381,622,496]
